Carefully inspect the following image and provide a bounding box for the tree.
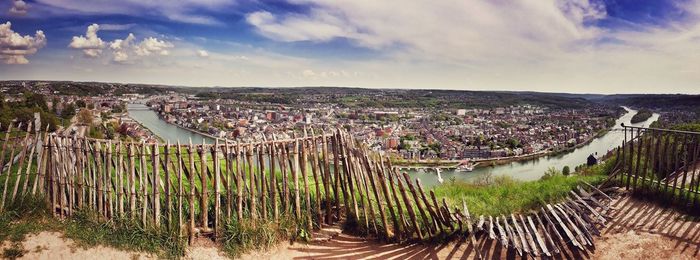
[75,100,87,108]
[77,109,93,126]
[62,103,76,119]
[562,166,571,176]
[23,92,48,111]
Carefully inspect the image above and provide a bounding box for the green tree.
[62,103,76,119]
[562,166,571,176]
[23,92,48,111]
[75,100,87,108]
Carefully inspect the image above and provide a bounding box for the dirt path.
[4,196,699,259]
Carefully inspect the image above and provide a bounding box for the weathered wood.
[395,170,421,239]
[461,198,481,258]
[535,211,559,254]
[320,132,334,224]
[357,155,376,234]
[570,191,606,224]
[164,142,171,227]
[19,125,40,199]
[510,214,531,254]
[153,143,161,227]
[1,123,26,212]
[416,179,442,234]
[129,144,136,217]
[187,139,196,244]
[488,216,496,239]
[246,144,256,221]
[257,142,267,220]
[387,162,409,236]
[31,127,50,195]
[495,216,508,248]
[308,136,323,228]
[581,181,613,201]
[518,214,539,256]
[268,139,279,221]
[10,123,32,203]
[139,142,147,226]
[213,140,221,239]
[299,134,313,232]
[551,204,587,247]
[559,203,594,245]
[377,160,400,240]
[342,134,360,223]
[576,186,608,211]
[502,215,522,256]
[291,138,301,219]
[403,172,432,237]
[364,155,389,238]
[545,204,581,249]
[527,215,550,256]
[235,143,243,220]
[176,141,184,236]
[116,142,124,216]
[331,131,342,219]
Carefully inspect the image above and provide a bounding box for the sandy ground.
[3,195,699,259]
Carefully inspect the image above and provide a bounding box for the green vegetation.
[221,214,302,258]
[630,109,653,124]
[431,160,613,217]
[562,165,571,176]
[0,194,185,259]
[0,93,62,132]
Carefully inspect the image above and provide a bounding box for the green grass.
[431,161,612,217]
[221,213,302,259]
[0,194,186,259]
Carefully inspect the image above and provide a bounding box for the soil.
[3,196,698,259]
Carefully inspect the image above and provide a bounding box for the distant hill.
[595,94,700,109]
[5,80,697,111]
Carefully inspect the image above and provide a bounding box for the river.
[128,104,658,187]
[127,103,215,144]
[407,107,659,186]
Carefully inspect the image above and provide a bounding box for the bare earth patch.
[1,231,155,260]
[3,195,699,259]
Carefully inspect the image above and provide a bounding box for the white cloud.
[236,0,700,93]
[69,24,174,62]
[109,33,135,62]
[0,22,46,64]
[247,0,607,62]
[9,0,28,15]
[34,0,235,25]
[135,37,174,56]
[197,49,209,57]
[68,24,105,58]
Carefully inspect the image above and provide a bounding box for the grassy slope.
[432,160,613,217]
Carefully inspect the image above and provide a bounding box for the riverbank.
[126,103,216,144]
[393,126,611,169]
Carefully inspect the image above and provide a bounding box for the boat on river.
[455,160,475,172]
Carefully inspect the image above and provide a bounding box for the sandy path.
[4,196,699,259]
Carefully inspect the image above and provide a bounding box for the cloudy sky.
[1,0,699,94]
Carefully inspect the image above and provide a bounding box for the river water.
[407,107,659,186]
[128,104,658,187]
[127,103,215,144]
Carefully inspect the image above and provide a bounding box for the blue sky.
[1,0,699,94]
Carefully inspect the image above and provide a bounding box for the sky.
[0,0,699,94]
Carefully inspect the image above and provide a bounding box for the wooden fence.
[612,123,700,212]
[0,121,614,257]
